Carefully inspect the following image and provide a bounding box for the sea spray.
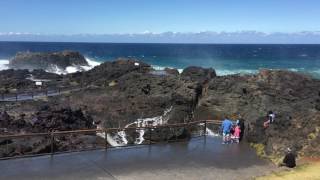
[45,57,101,75]
[199,123,220,137]
[0,59,9,71]
[103,106,173,147]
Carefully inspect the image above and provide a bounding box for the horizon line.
[1,40,320,45]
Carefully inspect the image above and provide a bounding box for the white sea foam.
[103,106,173,147]
[0,59,9,71]
[151,65,183,74]
[216,69,258,76]
[45,57,101,75]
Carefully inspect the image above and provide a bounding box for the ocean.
[1,41,320,77]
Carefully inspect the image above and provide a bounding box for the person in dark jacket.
[238,118,245,141]
[280,148,296,168]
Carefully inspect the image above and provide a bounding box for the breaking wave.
[46,57,101,75]
[0,59,9,71]
[0,57,101,75]
[215,69,258,76]
[151,65,183,74]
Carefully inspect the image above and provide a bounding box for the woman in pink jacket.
[232,125,241,143]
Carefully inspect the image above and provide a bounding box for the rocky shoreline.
[0,51,319,160]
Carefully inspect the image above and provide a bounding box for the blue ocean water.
[0,41,320,77]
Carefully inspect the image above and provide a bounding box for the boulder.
[181,66,216,84]
[164,68,179,76]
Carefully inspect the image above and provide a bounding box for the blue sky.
[0,0,320,43]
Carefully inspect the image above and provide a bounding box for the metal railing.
[0,120,222,160]
[0,85,85,102]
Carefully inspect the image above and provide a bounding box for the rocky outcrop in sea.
[9,51,89,73]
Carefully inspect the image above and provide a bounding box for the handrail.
[0,120,223,160]
[0,85,86,102]
[0,120,222,139]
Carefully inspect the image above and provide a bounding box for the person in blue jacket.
[221,117,233,144]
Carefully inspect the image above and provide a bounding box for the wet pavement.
[0,137,276,180]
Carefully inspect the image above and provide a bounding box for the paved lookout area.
[0,137,276,180]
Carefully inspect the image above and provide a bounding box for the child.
[264,111,275,128]
[232,125,241,143]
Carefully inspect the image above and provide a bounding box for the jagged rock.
[194,69,320,157]
[71,58,152,86]
[2,58,320,159]
[181,66,216,84]
[143,127,191,142]
[0,69,62,93]
[164,68,179,76]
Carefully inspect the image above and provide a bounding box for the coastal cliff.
[0,52,319,159]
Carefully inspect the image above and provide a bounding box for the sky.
[0,0,320,43]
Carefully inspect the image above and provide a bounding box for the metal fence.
[0,120,221,160]
[0,86,84,102]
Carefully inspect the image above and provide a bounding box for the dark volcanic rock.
[181,66,216,84]
[73,58,152,86]
[61,71,198,127]
[194,69,320,157]
[9,51,88,71]
[143,127,191,142]
[0,107,95,134]
[0,108,97,158]
[56,59,202,127]
[164,68,180,76]
[3,57,320,159]
[0,69,62,93]
[32,107,95,132]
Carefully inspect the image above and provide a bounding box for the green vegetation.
[256,162,320,180]
[250,143,282,164]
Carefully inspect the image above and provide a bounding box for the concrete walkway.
[0,137,276,180]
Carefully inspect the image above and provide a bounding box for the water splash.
[102,106,173,147]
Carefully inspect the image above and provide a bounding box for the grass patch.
[251,143,266,157]
[250,143,282,164]
[256,162,320,180]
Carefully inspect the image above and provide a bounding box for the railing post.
[104,129,108,150]
[204,121,207,136]
[15,93,18,101]
[149,127,152,145]
[175,127,178,142]
[31,92,34,99]
[6,139,9,155]
[50,132,54,155]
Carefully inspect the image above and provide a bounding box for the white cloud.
[1,31,320,43]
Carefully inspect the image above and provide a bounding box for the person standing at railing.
[221,117,233,144]
[238,118,245,142]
